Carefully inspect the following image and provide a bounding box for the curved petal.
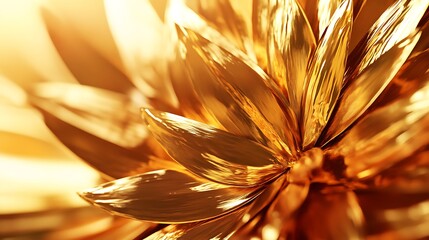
[104,0,178,110]
[166,0,251,59]
[331,80,429,179]
[301,0,353,148]
[323,31,420,145]
[298,0,365,39]
[316,0,341,39]
[252,0,270,69]
[30,83,177,179]
[142,108,285,187]
[146,208,247,240]
[369,49,429,110]
[347,0,429,82]
[40,7,134,94]
[147,176,285,240]
[267,0,316,117]
[177,26,299,157]
[191,0,255,57]
[291,191,364,240]
[80,170,263,224]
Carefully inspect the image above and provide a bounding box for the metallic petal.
[298,0,366,39]
[104,0,178,110]
[80,170,262,223]
[267,0,316,117]
[195,0,255,57]
[177,26,299,157]
[146,208,247,240]
[166,0,248,58]
[291,191,364,239]
[40,7,134,94]
[30,83,177,179]
[252,0,270,69]
[142,108,285,186]
[301,0,353,148]
[370,49,429,110]
[147,176,284,240]
[331,80,429,179]
[323,31,420,145]
[347,0,429,81]
[316,0,341,39]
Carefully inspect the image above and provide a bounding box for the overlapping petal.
[323,31,421,144]
[80,169,262,223]
[301,0,353,148]
[29,83,177,179]
[267,0,316,117]
[142,108,284,186]
[177,26,299,157]
[347,0,429,81]
[147,176,284,239]
[331,80,429,179]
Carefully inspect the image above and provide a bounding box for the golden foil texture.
[1,0,429,239]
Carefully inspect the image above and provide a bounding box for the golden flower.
[7,0,429,239]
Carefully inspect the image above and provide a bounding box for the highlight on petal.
[252,0,270,69]
[148,176,285,240]
[322,31,421,145]
[177,26,299,157]
[79,170,262,224]
[298,0,365,39]
[331,80,429,179]
[30,83,177,179]
[267,0,316,117]
[370,49,429,109]
[142,108,285,187]
[166,0,252,60]
[40,6,134,94]
[301,0,353,148]
[347,0,429,80]
[104,0,178,109]
[146,207,247,240]
[192,0,255,57]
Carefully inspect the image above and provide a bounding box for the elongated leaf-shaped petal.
[147,176,284,240]
[267,0,316,117]
[298,0,365,39]
[370,49,429,110]
[142,109,285,186]
[347,0,429,80]
[104,0,178,110]
[331,81,429,179]
[195,0,255,57]
[41,8,133,94]
[80,170,262,223]
[252,0,270,69]
[323,32,420,144]
[177,26,299,157]
[145,208,247,240]
[301,0,353,148]
[30,83,177,179]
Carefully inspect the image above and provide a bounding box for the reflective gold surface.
[1,0,429,239]
[80,169,262,223]
[301,0,352,148]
